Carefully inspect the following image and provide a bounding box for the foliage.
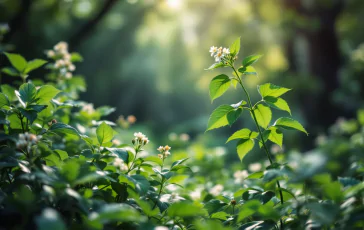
[0,38,364,230]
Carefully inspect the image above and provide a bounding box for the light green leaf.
[229,37,240,56]
[242,54,262,66]
[268,127,283,147]
[237,139,255,161]
[209,74,231,102]
[205,62,226,70]
[206,105,232,131]
[36,85,61,104]
[1,84,16,101]
[24,59,47,73]
[226,128,258,143]
[96,122,114,145]
[252,104,272,129]
[274,117,308,135]
[264,96,291,114]
[258,83,291,98]
[89,204,145,223]
[168,202,207,217]
[16,83,37,107]
[238,66,257,75]
[70,52,83,62]
[0,93,9,108]
[1,67,19,76]
[4,52,27,72]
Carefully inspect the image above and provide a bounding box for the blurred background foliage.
[1,0,364,158]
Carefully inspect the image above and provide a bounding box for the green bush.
[0,38,363,230]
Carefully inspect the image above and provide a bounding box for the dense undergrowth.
[0,37,364,230]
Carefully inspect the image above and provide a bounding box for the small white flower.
[157,146,164,152]
[54,41,68,52]
[113,158,128,171]
[190,188,202,200]
[209,46,218,56]
[210,184,224,196]
[68,64,76,71]
[154,226,169,230]
[234,170,249,184]
[248,163,262,172]
[46,50,55,58]
[65,72,72,79]
[223,48,230,55]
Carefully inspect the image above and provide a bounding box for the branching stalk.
[230,64,285,229]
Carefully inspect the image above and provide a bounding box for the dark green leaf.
[48,123,80,137]
[130,174,150,195]
[106,147,129,163]
[16,83,37,107]
[238,66,257,75]
[35,208,66,230]
[203,199,227,215]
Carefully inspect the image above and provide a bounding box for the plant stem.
[231,65,284,229]
[152,158,165,210]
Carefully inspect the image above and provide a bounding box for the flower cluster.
[46,41,75,79]
[233,170,249,184]
[16,132,40,150]
[157,145,171,159]
[113,157,128,171]
[209,46,230,63]
[132,132,149,146]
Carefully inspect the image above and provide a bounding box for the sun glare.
[166,0,182,9]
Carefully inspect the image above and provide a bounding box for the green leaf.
[274,117,308,135]
[96,122,114,145]
[237,139,255,161]
[203,199,227,215]
[205,62,226,70]
[1,84,16,101]
[89,204,146,223]
[35,208,66,230]
[61,160,80,182]
[267,127,283,147]
[16,83,37,107]
[238,66,257,75]
[0,92,10,108]
[226,128,258,143]
[168,202,207,217]
[251,104,272,129]
[237,200,261,222]
[227,107,243,126]
[24,59,47,73]
[19,108,38,124]
[106,148,129,163]
[36,85,61,104]
[71,52,83,62]
[242,54,262,66]
[4,52,27,72]
[209,74,231,102]
[1,67,19,76]
[211,211,229,220]
[305,203,339,225]
[264,96,291,114]
[48,123,80,137]
[130,174,150,196]
[258,83,291,98]
[206,105,232,131]
[229,37,240,56]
